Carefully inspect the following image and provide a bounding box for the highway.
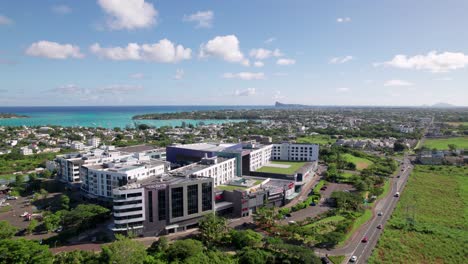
[316,155,413,263]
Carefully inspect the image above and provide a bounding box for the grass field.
[256,161,307,175]
[339,209,372,246]
[328,255,345,264]
[446,122,468,127]
[304,215,345,234]
[368,165,468,264]
[296,135,335,145]
[342,153,374,170]
[422,137,468,150]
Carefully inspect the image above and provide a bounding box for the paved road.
[317,156,413,263]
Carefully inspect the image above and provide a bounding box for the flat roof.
[118,144,160,153]
[170,143,238,152]
[169,157,231,176]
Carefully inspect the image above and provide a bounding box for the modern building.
[87,137,101,148]
[80,158,169,202]
[272,142,319,161]
[111,172,215,236]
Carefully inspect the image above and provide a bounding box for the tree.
[42,170,52,179]
[330,191,363,212]
[61,204,110,231]
[43,213,61,233]
[15,174,24,186]
[394,142,407,152]
[448,144,457,151]
[147,236,169,256]
[230,229,263,249]
[0,238,53,264]
[26,219,39,235]
[0,220,18,239]
[53,250,100,264]
[100,235,147,264]
[59,195,70,210]
[238,248,273,264]
[198,214,229,246]
[40,189,49,199]
[166,239,204,262]
[253,206,277,228]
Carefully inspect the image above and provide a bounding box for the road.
[317,156,413,263]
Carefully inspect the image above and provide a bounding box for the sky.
[1,0,468,106]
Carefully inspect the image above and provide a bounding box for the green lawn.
[304,215,345,234]
[215,185,247,191]
[342,153,374,170]
[328,255,345,264]
[256,161,307,175]
[422,137,468,150]
[368,165,468,264]
[296,135,335,145]
[339,209,372,246]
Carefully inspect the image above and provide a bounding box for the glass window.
[202,182,213,211]
[187,184,199,215]
[158,190,166,221]
[171,187,184,218]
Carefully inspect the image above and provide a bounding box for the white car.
[350,256,357,262]
[378,211,383,216]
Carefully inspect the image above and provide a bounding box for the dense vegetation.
[0,113,29,118]
[369,165,468,264]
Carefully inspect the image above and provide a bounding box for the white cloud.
[264,37,275,44]
[199,35,249,66]
[234,88,256,96]
[97,85,143,94]
[329,55,353,64]
[0,15,12,25]
[223,72,265,80]
[254,61,264,67]
[90,39,191,63]
[337,87,350,92]
[130,73,144,79]
[52,5,72,15]
[337,17,351,23]
[26,41,84,59]
[183,10,213,28]
[384,79,414,87]
[273,91,284,100]
[249,48,283,60]
[276,58,296,65]
[50,84,88,94]
[98,0,157,30]
[382,51,468,73]
[174,69,184,80]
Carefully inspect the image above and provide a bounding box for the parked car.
[285,213,292,218]
[394,192,400,197]
[6,196,18,200]
[377,224,383,229]
[378,211,383,216]
[310,202,316,206]
[349,256,357,262]
[361,236,368,243]
[288,220,296,225]
[320,257,330,264]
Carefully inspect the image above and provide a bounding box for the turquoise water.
[0,106,270,129]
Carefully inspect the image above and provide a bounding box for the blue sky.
[1,0,467,106]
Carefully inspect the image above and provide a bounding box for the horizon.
[1,1,468,106]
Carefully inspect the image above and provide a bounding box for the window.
[148,191,153,222]
[202,182,213,211]
[158,190,166,221]
[171,187,184,218]
[187,184,199,215]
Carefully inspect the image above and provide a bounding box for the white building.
[248,144,273,171]
[170,156,236,187]
[87,137,101,148]
[71,141,85,150]
[80,159,169,200]
[272,143,319,162]
[112,184,145,231]
[20,147,33,156]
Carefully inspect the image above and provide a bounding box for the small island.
[133,110,265,120]
[0,113,29,119]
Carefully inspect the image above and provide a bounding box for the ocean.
[0,105,272,129]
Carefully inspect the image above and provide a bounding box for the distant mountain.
[274,101,310,108]
[430,102,457,108]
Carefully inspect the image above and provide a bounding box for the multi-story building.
[272,142,319,162]
[20,147,33,156]
[111,172,214,236]
[87,137,101,148]
[80,158,169,202]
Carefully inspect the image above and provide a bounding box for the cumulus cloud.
[90,39,191,63]
[276,58,296,65]
[384,79,414,87]
[381,51,468,73]
[0,15,12,25]
[183,10,213,28]
[273,91,284,100]
[336,87,350,92]
[264,37,275,44]
[223,72,265,80]
[26,41,84,59]
[51,5,72,15]
[234,88,256,96]
[98,0,157,30]
[249,48,283,60]
[174,69,184,80]
[329,55,353,64]
[130,73,144,79]
[199,35,249,66]
[337,17,351,23]
[254,61,264,67]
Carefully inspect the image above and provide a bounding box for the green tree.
[238,248,273,264]
[198,214,229,246]
[26,219,39,235]
[59,195,70,210]
[42,170,52,179]
[448,144,457,151]
[0,220,18,239]
[166,239,204,262]
[43,213,61,233]
[61,204,110,231]
[53,250,100,264]
[330,191,363,212]
[147,236,169,256]
[15,174,24,186]
[100,235,147,264]
[0,238,53,264]
[253,207,277,228]
[230,229,263,249]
